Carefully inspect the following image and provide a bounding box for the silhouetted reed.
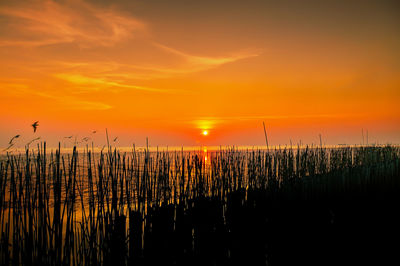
[0,144,399,265]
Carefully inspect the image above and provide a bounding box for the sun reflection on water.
[203,146,209,163]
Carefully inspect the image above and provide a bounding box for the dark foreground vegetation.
[1,144,399,265]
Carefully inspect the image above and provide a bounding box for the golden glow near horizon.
[202,130,209,136]
[0,0,399,147]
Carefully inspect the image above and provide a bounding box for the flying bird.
[9,135,20,144]
[32,121,39,133]
[82,137,90,142]
[91,130,97,134]
[113,137,118,142]
[64,136,73,139]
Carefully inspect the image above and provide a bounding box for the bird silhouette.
[82,137,90,142]
[113,137,118,142]
[32,121,39,133]
[92,130,97,134]
[64,136,73,139]
[9,135,20,144]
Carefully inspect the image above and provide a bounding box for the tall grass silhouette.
[0,143,399,265]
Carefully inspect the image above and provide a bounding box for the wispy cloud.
[0,82,29,90]
[153,43,260,73]
[0,1,261,98]
[0,0,146,47]
[54,73,179,93]
[8,87,112,110]
[46,43,260,82]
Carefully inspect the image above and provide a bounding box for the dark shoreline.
[132,175,400,265]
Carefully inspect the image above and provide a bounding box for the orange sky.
[1,0,399,148]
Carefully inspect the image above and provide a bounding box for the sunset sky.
[1,0,399,148]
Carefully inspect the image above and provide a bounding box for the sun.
[202,130,208,136]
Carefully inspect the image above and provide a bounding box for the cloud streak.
[6,86,112,110]
[0,0,146,47]
[153,43,260,73]
[54,73,180,93]
[46,42,260,84]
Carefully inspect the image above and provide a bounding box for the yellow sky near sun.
[0,0,399,147]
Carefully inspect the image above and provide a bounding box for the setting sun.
[202,130,208,136]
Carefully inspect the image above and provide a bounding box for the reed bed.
[0,144,399,265]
